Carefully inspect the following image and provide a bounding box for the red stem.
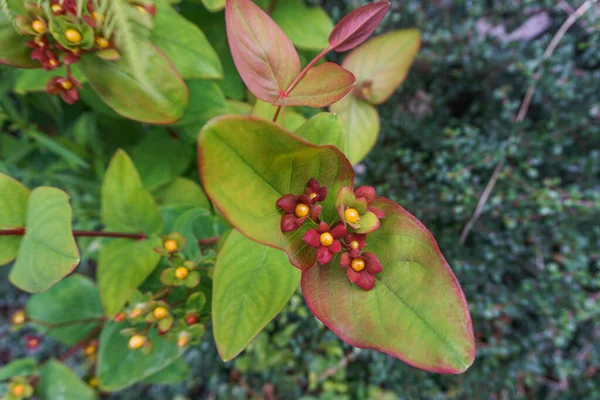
[0,228,146,240]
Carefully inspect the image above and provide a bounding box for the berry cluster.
[277,179,385,290]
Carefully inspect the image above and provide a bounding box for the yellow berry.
[96,36,110,49]
[88,377,98,387]
[60,80,73,90]
[319,232,334,247]
[128,334,146,349]
[177,334,189,348]
[351,258,365,272]
[175,266,189,279]
[11,384,25,397]
[129,307,143,319]
[49,59,59,67]
[12,310,26,325]
[65,29,82,43]
[136,5,147,13]
[153,306,168,320]
[164,239,178,252]
[309,193,317,200]
[51,4,62,13]
[294,203,309,218]
[84,344,96,356]
[31,19,46,33]
[344,208,360,223]
[350,240,360,250]
[92,11,105,22]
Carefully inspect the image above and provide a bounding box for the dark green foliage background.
[1,0,599,398]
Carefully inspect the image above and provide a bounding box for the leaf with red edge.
[328,1,390,52]
[225,0,301,102]
[301,197,475,373]
[274,62,355,108]
[198,116,354,270]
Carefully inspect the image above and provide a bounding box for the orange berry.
[175,266,189,279]
[88,377,98,387]
[51,4,62,13]
[350,240,360,250]
[136,5,147,13]
[84,343,96,356]
[164,239,178,252]
[344,208,360,223]
[12,310,26,325]
[113,312,126,322]
[294,203,309,218]
[351,258,365,272]
[49,59,59,67]
[128,334,146,349]
[309,193,317,200]
[65,29,82,43]
[92,11,105,22]
[11,384,25,397]
[153,306,168,320]
[177,334,189,348]
[95,36,110,49]
[60,80,73,90]
[129,307,143,319]
[31,19,46,33]
[319,232,334,247]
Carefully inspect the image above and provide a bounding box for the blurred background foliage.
[1,0,599,398]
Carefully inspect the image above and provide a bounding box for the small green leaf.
[13,66,87,94]
[26,274,104,346]
[294,112,345,151]
[97,322,184,391]
[153,177,211,209]
[0,358,37,380]
[101,150,163,235]
[0,173,29,266]
[37,360,96,400]
[9,187,79,293]
[142,357,189,385]
[225,100,252,115]
[251,100,306,131]
[198,116,354,270]
[200,0,225,12]
[301,197,475,373]
[271,0,333,50]
[330,94,380,165]
[131,129,193,190]
[172,207,222,261]
[152,0,222,79]
[97,237,162,317]
[213,230,300,361]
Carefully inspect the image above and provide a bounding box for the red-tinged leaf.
[342,29,421,104]
[274,62,355,108]
[301,197,475,373]
[225,0,301,102]
[329,1,390,52]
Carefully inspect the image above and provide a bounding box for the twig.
[317,348,359,383]
[0,228,146,240]
[58,324,103,361]
[459,0,596,244]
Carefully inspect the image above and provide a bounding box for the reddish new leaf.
[274,62,355,108]
[225,0,301,102]
[329,1,390,52]
[301,197,475,373]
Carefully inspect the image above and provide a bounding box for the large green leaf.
[37,360,96,400]
[0,358,36,380]
[26,274,104,346]
[9,187,80,293]
[101,150,163,235]
[0,173,29,266]
[198,116,354,269]
[330,94,379,165]
[0,15,39,68]
[142,357,189,384]
[213,230,300,361]
[97,237,161,317]
[294,112,345,151]
[97,321,184,391]
[78,41,189,124]
[301,197,475,373]
[131,129,193,190]
[271,0,333,51]
[153,177,211,209]
[152,0,222,80]
[342,29,421,104]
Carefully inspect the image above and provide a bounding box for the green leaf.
[271,0,333,50]
[97,322,184,391]
[13,66,87,94]
[37,360,96,400]
[9,187,80,293]
[142,357,189,385]
[172,207,224,261]
[153,177,211,209]
[198,116,354,269]
[200,0,225,12]
[225,100,252,115]
[251,99,306,131]
[151,0,222,80]
[131,129,193,190]
[330,94,379,165]
[213,230,300,361]
[301,197,475,373]
[0,15,39,68]
[342,29,421,104]
[78,41,189,124]
[97,237,162,317]
[101,150,163,235]
[0,358,36,380]
[294,112,345,151]
[172,80,228,143]
[0,173,29,266]
[29,130,89,169]
[26,274,104,346]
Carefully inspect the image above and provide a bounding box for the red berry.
[113,312,126,322]
[186,314,197,326]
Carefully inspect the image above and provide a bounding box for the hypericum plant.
[0,0,475,396]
